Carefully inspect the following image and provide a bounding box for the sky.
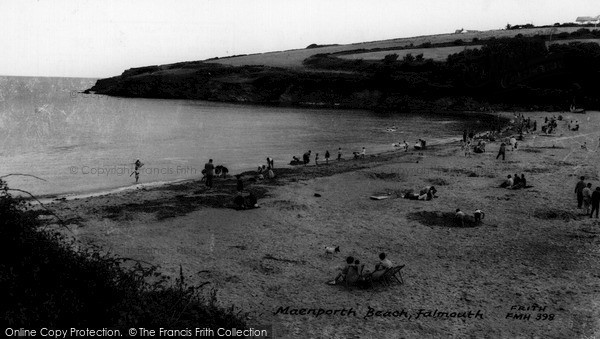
[0,0,597,78]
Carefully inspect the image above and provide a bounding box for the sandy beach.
[42,111,600,338]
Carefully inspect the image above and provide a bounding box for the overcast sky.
[0,0,596,78]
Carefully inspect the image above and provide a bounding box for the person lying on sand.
[419,186,437,200]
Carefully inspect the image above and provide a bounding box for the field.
[206,27,598,68]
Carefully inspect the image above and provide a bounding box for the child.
[474,209,485,223]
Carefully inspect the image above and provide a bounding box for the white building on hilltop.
[576,15,600,26]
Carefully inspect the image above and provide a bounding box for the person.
[500,175,513,188]
[464,140,472,157]
[474,209,485,223]
[204,159,215,188]
[509,137,517,151]
[455,209,466,227]
[325,150,330,164]
[303,151,311,165]
[131,159,144,183]
[233,193,245,210]
[329,256,355,285]
[375,253,393,271]
[583,183,593,215]
[496,143,506,160]
[575,176,586,209]
[361,147,366,159]
[512,173,521,188]
[266,167,275,179]
[419,186,437,200]
[266,157,274,169]
[337,147,342,161]
[512,174,526,189]
[403,140,409,152]
[591,187,600,218]
[315,153,320,166]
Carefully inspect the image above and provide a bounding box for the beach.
[42,111,600,338]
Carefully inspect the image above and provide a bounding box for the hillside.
[87,26,600,112]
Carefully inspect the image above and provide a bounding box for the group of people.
[329,253,394,286]
[574,176,600,218]
[404,186,437,201]
[291,147,369,166]
[499,174,528,189]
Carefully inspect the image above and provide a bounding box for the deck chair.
[383,265,405,285]
[369,268,389,287]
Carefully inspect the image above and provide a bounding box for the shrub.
[0,179,247,329]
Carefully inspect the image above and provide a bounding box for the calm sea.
[0,76,502,197]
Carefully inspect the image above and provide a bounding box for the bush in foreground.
[0,179,246,330]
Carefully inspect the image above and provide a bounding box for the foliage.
[0,179,247,329]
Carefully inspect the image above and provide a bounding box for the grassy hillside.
[88,26,600,112]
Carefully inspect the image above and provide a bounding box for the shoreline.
[29,110,509,203]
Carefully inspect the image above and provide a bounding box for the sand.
[43,111,600,338]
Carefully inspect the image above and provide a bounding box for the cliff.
[88,28,600,112]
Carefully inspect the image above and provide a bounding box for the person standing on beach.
[204,159,215,188]
[315,153,320,166]
[575,176,586,209]
[131,159,144,183]
[591,187,600,218]
[361,147,366,159]
[325,150,330,164]
[583,183,593,214]
[496,143,506,160]
[337,147,342,161]
[266,157,274,169]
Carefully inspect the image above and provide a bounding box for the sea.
[0,76,504,198]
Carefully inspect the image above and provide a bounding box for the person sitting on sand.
[266,167,275,179]
[375,252,393,271]
[292,156,300,164]
[455,209,466,227]
[474,209,485,223]
[500,175,513,188]
[512,174,527,189]
[329,256,355,285]
[233,193,245,210]
[512,173,521,188]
